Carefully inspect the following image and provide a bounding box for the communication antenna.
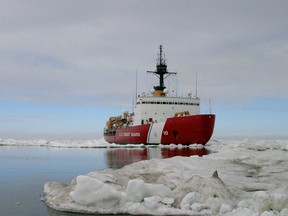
[176,75,178,97]
[132,92,134,113]
[195,72,198,98]
[132,70,138,113]
[209,98,212,114]
[147,45,177,91]
[135,69,138,100]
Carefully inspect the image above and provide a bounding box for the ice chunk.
[173,170,234,208]
[69,175,122,208]
[146,183,173,199]
[280,208,288,216]
[205,196,223,214]
[260,211,276,216]
[237,198,254,209]
[190,202,209,212]
[125,179,147,202]
[161,197,174,206]
[253,191,270,213]
[270,193,288,212]
[181,203,190,210]
[125,179,173,204]
[219,203,233,214]
[144,196,161,209]
[43,181,74,211]
[180,192,203,208]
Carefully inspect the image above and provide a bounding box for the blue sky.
[0,100,121,139]
[0,0,288,139]
[213,97,288,139]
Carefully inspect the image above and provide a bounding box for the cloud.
[0,0,288,107]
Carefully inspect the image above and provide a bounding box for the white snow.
[41,138,288,215]
[0,138,109,148]
[70,175,122,209]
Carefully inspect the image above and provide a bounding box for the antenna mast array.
[147,45,177,96]
[195,72,198,98]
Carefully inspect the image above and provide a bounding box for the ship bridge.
[133,95,200,126]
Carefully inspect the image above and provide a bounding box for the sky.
[0,0,287,139]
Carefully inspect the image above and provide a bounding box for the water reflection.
[106,147,209,169]
[161,147,208,158]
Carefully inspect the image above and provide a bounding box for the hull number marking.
[163,131,168,135]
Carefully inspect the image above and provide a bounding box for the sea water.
[0,145,208,216]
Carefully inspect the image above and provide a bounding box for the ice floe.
[42,139,288,215]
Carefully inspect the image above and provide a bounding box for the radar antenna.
[147,45,177,96]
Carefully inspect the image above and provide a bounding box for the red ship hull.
[104,114,215,145]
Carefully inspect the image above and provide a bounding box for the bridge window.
[140,101,199,106]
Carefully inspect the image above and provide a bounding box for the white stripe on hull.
[147,121,166,144]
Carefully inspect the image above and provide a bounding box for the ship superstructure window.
[141,101,199,106]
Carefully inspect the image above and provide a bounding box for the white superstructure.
[133,95,200,126]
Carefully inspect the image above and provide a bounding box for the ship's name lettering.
[131,132,140,137]
[119,132,140,137]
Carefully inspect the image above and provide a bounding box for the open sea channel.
[0,145,209,216]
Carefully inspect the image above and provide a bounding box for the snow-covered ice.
[0,138,110,148]
[42,139,288,215]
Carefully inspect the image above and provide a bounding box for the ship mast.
[147,45,177,97]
